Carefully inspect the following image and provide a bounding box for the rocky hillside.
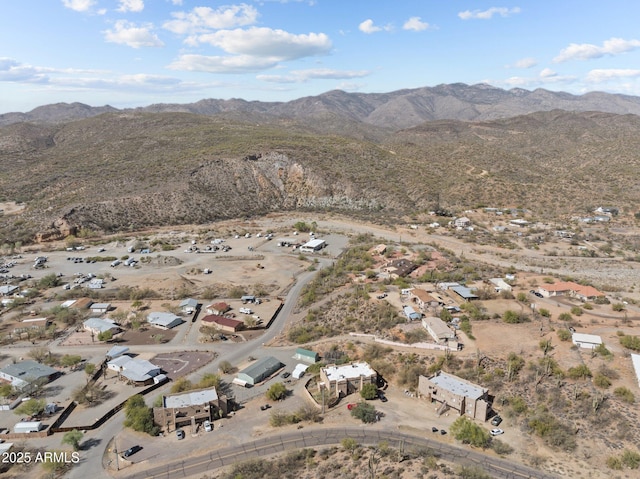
[1,109,639,243]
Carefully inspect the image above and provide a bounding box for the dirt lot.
[151,351,216,380]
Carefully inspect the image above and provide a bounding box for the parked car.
[203,420,212,432]
[176,429,185,440]
[281,372,290,379]
[260,404,271,411]
[431,427,439,433]
[123,445,142,458]
[440,429,447,435]
[491,415,502,426]
[377,391,388,402]
[490,428,504,436]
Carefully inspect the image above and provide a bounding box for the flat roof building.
[320,362,377,399]
[418,371,490,421]
[572,332,603,350]
[300,239,326,253]
[421,316,456,343]
[153,387,228,432]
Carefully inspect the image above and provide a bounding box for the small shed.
[90,302,111,314]
[106,345,129,360]
[293,348,319,364]
[403,305,421,321]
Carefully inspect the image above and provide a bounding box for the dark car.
[440,429,447,435]
[281,372,290,379]
[260,404,271,411]
[491,415,503,426]
[431,427,439,433]
[378,391,388,402]
[123,445,142,458]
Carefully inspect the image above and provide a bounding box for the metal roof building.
[236,356,283,386]
[0,360,60,389]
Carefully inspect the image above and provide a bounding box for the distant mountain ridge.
[4,83,640,129]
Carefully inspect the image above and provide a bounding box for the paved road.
[122,426,559,479]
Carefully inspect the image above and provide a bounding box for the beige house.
[153,387,228,432]
[319,362,377,398]
[421,316,456,344]
[418,371,490,421]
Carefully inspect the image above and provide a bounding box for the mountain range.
[1,83,639,244]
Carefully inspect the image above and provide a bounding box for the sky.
[2,1,640,113]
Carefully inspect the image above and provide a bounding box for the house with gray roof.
[83,318,120,335]
[147,312,183,330]
[0,360,61,389]
[179,298,199,314]
[236,356,283,386]
[107,355,161,385]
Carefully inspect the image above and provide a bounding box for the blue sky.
[2,1,640,113]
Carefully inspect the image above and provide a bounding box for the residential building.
[0,285,18,296]
[0,360,61,389]
[206,302,230,315]
[153,387,228,432]
[410,288,438,310]
[538,281,604,300]
[105,345,129,360]
[83,318,120,336]
[201,314,244,333]
[299,238,326,253]
[489,278,512,292]
[421,316,456,344]
[418,371,490,421]
[454,217,471,228]
[383,259,417,279]
[179,298,199,314]
[403,305,422,321]
[369,244,387,256]
[107,356,161,385]
[147,312,183,330]
[450,285,479,301]
[90,302,111,314]
[319,362,377,399]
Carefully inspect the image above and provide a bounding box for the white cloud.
[403,17,430,32]
[189,27,332,61]
[586,69,640,82]
[359,19,392,34]
[163,4,259,35]
[61,0,97,12]
[512,57,537,69]
[257,68,370,83]
[539,68,557,78]
[117,0,144,13]
[167,54,278,73]
[458,7,521,20]
[553,37,640,63]
[103,20,164,48]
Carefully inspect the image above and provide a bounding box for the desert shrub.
[450,416,490,448]
[619,334,640,351]
[567,364,592,380]
[266,382,287,401]
[614,387,635,404]
[593,374,611,389]
[570,306,583,316]
[527,411,576,451]
[538,308,550,318]
[490,439,514,456]
[351,402,377,423]
[556,329,571,341]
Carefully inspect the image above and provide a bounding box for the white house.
[90,302,111,314]
[179,298,199,314]
[299,239,326,253]
[147,312,183,329]
[83,318,120,335]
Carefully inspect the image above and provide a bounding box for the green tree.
[450,416,491,448]
[38,273,60,289]
[14,398,46,417]
[97,330,113,342]
[124,394,159,436]
[360,383,378,400]
[218,360,234,374]
[61,354,82,370]
[198,373,221,389]
[62,429,83,451]
[266,382,287,401]
[0,383,14,397]
[351,402,377,423]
